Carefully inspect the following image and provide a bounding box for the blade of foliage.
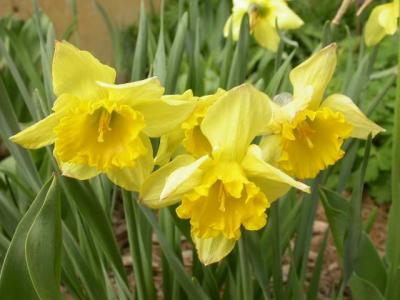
[342,136,372,292]
[386,32,400,300]
[165,12,188,93]
[25,177,61,300]
[131,1,148,81]
[140,206,209,300]
[0,76,42,191]
[122,190,156,300]
[227,14,249,89]
[62,178,128,286]
[0,177,60,299]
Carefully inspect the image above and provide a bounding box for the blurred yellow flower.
[141,84,309,264]
[364,0,399,47]
[10,41,195,191]
[261,44,385,179]
[224,0,303,51]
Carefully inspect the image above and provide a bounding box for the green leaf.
[307,230,329,300]
[140,206,209,300]
[227,14,249,89]
[0,177,60,299]
[266,49,295,96]
[0,75,42,191]
[165,12,188,93]
[320,188,350,256]
[62,178,128,287]
[342,137,372,288]
[353,233,387,294]
[131,1,148,81]
[26,177,62,300]
[350,274,385,300]
[122,191,156,300]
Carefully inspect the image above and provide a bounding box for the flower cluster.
[10,39,384,264]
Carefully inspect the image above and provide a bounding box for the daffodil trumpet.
[260,43,385,180]
[140,84,310,265]
[10,41,195,191]
[224,0,303,51]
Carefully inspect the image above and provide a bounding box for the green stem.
[385,30,400,300]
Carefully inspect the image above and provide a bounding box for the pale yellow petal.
[290,43,337,109]
[60,162,100,180]
[252,19,280,52]
[134,90,196,137]
[259,134,282,165]
[201,84,272,161]
[96,77,164,106]
[272,0,304,29]
[242,145,310,202]
[154,129,185,166]
[321,94,385,139]
[10,113,60,149]
[223,10,247,40]
[140,155,195,208]
[52,41,116,98]
[106,135,154,191]
[160,155,209,201]
[192,234,236,265]
[364,2,399,47]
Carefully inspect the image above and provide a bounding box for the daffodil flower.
[260,44,385,179]
[224,0,303,51]
[364,0,399,47]
[155,89,226,165]
[140,84,309,264]
[10,41,195,191]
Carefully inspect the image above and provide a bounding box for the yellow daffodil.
[260,44,385,179]
[364,0,399,47]
[224,0,303,51]
[10,41,195,191]
[155,89,226,165]
[140,84,309,264]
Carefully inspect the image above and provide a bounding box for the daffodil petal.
[223,10,246,40]
[160,155,209,201]
[10,113,60,149]
[96,77,164,105]
[52,41,116,98]
[252,19,280,52]
[60,162,100,180]
[192,234,236,265]
[242,145,310,202]
[321,94,385,139]
[155,129,185,166]
[140,155,195,208]
[135,91,196,137]
[364,1,399,47]
[290,43,337,109]
[259,134,282,165]
[201,84,272,161]
[273,0,304,29]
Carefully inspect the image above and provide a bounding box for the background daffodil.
[224,0,303,51]
[364,0,399,47]
[140,84,309,264]
[155,89,226,165]
[260,43,385,179]
[10,41,195,191]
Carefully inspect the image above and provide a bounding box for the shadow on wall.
[0,0,160,64]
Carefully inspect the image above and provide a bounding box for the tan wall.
[0,0,160,63]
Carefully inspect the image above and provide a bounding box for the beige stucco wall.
[0,0,159,63]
